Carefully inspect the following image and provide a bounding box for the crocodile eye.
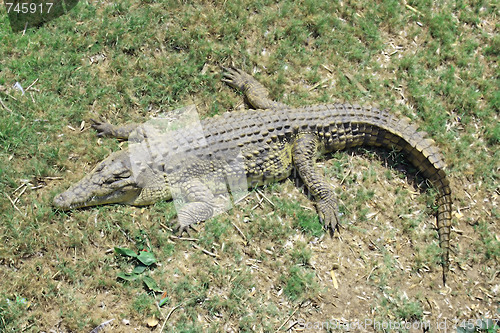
[119,171,131,178]
[122,185,138,191]
[113,170,131,178]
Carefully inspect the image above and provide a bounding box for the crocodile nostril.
[53,193,67,209]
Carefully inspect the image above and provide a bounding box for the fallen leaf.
[330,270,339,289]
[159,291,169,307]
[147,316,159,327]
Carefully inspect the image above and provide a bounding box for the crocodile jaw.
[53,150,142,210]
[53,182,142,210]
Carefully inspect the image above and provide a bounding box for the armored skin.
[54,68,452,283]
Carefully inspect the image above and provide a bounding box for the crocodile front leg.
[292,133,339,233]
[222,67,288,110]
[91,119,141,140]
[173,179,221,234]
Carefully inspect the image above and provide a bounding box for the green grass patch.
[273,195,324,237]
[281,265,319,302]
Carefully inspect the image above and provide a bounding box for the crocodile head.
[53,149,163,210]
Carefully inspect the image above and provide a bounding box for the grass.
[1,0,499,331]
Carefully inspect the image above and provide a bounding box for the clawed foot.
[172,201,214,235]
[172,219,199,236]
[90,118,115,137]
[222,67,253,92]
[317,198,340,235]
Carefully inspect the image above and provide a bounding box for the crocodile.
[54,67,452,283]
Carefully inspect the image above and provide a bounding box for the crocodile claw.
[172,221,191,236]
[317,198,340,235]
[173,201,214,235]
[90,118,115,137]
[221,67,252,91]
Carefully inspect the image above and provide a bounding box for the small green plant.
[374,290,424,325]
[114,247,162,292]
[0,295,30,330]
[273,196,324,237]
[290,242,312,266]
[131,293,155,314]
[281,265,318,301]
[474,221,500,261]
[198,216,230,248]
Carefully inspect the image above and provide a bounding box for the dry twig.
[25,78,38,91]
[230,221,247,243]
[276,304,301,332]
[257,189,275,207]
[160,304,182,332]
[233,191,251,205]
[0,97,12,113]
[5,193,26,218]
[89,319,114,333]
[169,235,199,242]
[192,244,219,258]
[115,223,133,242]
[13,184,28,204]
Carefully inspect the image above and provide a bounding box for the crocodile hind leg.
[292,133,340,233]
[222,67,288,109]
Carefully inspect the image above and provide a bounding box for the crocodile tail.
[368,110,452,283]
